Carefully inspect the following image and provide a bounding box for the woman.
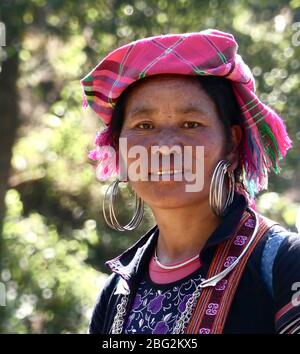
[81,29,300,334]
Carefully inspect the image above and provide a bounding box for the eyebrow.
[127,105,207,119]
[128,107,156,118]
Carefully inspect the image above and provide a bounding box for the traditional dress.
[89,193,300,334]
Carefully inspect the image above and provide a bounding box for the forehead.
[126,74,201,96]
[124,74,214,109]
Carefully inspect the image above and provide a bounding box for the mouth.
[149,169,184,176]
[147,169,192,181]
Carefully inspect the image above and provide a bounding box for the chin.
[133,180,207,209]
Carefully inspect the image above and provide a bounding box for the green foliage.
[1,189,106,333]
[257,192,299,232]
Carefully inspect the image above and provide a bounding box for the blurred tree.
[1,189,104,333]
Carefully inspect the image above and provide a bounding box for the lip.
[149,169,184,176]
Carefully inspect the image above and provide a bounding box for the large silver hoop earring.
[209,160,235,217]
[102,178,144,231]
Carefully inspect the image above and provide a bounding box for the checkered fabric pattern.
[81,29,292,195]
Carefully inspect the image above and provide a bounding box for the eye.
[183,121,201,129]
[135,122,154,130]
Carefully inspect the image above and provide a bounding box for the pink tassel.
[82,94,88,108]
[95,147,118,181]
[263,107,293,158]
[88,149,102,161]
[81,82,89,108]
[87,124,118,181]
[94,124,114,147]
[249,198,256,210]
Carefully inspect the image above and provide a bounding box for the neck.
[151,199,221,265]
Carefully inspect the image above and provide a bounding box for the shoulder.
[265,224,300,280]
[271,225,300,301]
[260,224,298,278]
[98,272,120,297]
[264,224,300,333]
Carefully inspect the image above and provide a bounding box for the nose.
[146,129,185,173]
[153,145,182,156]
[150,143,184,174]
[151,127,184,152]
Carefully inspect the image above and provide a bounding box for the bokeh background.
[0,0,299,333]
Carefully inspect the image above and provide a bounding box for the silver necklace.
[154,248,200,270]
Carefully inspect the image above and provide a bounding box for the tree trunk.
[0,53,19,238]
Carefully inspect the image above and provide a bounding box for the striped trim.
[276,296,300,322]
[185,211,276,334]
[279,317,300,334]
[213,215,271,333]
[185,213,249,333]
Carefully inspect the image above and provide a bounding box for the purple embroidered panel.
[124,269,203,334]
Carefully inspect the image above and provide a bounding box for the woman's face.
[119,74,240,209]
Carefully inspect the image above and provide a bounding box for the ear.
[226,124,243,172]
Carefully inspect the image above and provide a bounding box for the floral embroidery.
[153,321,169,334]
[133,294,142,310]
[178,294,192,313]
[199,327,211,334]
[245,218,255,228]
[124,271,203,334]
[215,279,228,291]
[205,303,219,316]
[148,294,165,314]
[234,235,248,246]
[224,256,237,268]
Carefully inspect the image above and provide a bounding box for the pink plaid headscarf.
[81,29,292,196]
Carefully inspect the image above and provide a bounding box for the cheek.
[119,131,148,164]
[191,130,226,181]
[203,137,224,160]
[119,129,149,147]
[119,128,226,173]
[191,127,225,154]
